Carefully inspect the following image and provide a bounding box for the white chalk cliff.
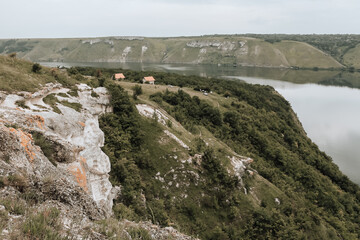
[0,83,117,217]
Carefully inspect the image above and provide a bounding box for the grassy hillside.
[2,58,360,239]
[242,34,360,66]
[0,54,80,92]
[343,43,360,68]
[0,36,344,69]
[65,66,360,239]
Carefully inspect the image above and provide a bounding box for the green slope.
[2,58,360,239]
[68,66,360,239]
[343,43,360,68]
[0,54,78,92]
[0,36,343,69]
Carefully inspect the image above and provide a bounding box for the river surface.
[41,62,360,185]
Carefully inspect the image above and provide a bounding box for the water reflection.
[41,61,360,89]
[238,77,360,185]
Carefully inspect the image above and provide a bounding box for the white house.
[114,73,125,80]
[143,76,155,84]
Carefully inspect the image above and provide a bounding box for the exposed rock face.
[186,40,237,51]
[229,155,254,178]
[0,84,201,239]
[0,83,116,217]
[136,103,169,126]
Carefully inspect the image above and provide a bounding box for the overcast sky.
[1,0,359,39]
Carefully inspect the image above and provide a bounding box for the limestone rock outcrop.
[0,83,116,217]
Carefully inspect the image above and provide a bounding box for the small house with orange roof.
[114,73,125,80]
[143,76,155,84]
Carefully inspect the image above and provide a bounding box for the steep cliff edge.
[0,82,198,239]
[0,82,116,213]
[2,57,360,239]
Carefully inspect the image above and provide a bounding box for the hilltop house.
[114,73,125,80]
[143,76,155,84]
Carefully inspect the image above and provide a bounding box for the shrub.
[0,209,9,232]
[32,63,42,73]
[0,197,26,215]
[8,52,17,58]
[7,174,29,191]
[22,208,63,239]
[67,86,79,97]
[113,203,138,221]
[133,85,142,96]
[98,77,106,87]
[43,94,61,114]
[15,100,29,109]
[91,91,99,98]
[128,227,152,240]
[32,131,57,166]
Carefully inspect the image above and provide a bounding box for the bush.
[32,63,42,73]
[8,52,17,58]
[128,227,152,240]
[22,208,63,240]
[32,131,57,166]
[15,100,29,109]
[133,85,142,96]
[67,86,79,97]
[91,91,99,98]
[113,203,138,221]
[98,77,106,87]
[0,197,26,215]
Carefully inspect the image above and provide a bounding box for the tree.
[132,85,143,99]
[133,85,142,96]
[32,63,42,73]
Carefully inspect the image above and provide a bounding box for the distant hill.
[0,35,345,69]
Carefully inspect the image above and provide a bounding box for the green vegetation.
[132,84,142,99]
[15,100,29,109]
[60,100,82,112]
[0,35,347,69]
[32,63,42,73]
[32,131,57,166]
[21,208,64,240]
[0,55,82,93]
[0,196,26,215]
[91,90,99,98]
[128,227,152,240]
[43,94,61,114]
[0,209,9,232]
[237,34,360,70]
[94,67,360,239]
[2,53,360,238]
[43,93,82,113]
[67,86,79,97]
[57,92,69,98]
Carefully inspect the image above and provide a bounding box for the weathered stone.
[0,84,115,217]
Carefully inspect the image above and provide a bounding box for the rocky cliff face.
[0,82,200,239]
[0,83,115,237]
[0,83,116,216]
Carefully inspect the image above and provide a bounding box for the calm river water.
[41,62,360,185]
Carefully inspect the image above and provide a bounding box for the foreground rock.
[0,83,199,239]
[0,83,116,216]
